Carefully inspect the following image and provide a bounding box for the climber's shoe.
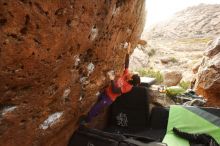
[78,115,88,126]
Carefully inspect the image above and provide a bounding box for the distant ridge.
[145,4,220,39]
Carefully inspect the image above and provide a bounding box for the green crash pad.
[163,105,220,146]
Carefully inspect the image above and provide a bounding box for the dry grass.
[177,38,212,44]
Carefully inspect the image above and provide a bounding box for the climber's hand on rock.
[107,70,115,80]
[127,42,131,54]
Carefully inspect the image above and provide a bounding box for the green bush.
[148,49,156,57]
[179,81,191,90]
[137,69,163,84]
[166,86,185,97]
[170,57,178,63]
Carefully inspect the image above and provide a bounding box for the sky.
[146,0,220,26]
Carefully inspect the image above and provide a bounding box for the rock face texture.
[0,0,145,146]
[195,37,220,106]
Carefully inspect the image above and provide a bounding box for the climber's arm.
[124,42,131,69]
[108,70,122,94]
[111,80,122,94]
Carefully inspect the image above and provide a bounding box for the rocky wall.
[195,37,220,107]
[0,0,145,145]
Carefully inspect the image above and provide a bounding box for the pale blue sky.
[146,0,220,26]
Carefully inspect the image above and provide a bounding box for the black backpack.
[110,86,149,131]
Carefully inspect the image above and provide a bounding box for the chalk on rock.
[39,112,63,130]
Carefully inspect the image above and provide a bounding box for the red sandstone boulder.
[195,37,220,107]
[0,0,145,145]
[163,70,182,86]
[192,61,202,74]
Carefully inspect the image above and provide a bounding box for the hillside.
[133,4,220,84]
[145,3,220,39]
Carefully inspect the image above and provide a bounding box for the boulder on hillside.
[160,57,178,64]
[163,70,182,86]
[138,39,147,46]
[195,37,220,107]
[204,37,220,57]
[192,61,202,74]
[130,46,149,70]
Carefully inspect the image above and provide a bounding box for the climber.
[129,74,141,86]
[80,42,135,124]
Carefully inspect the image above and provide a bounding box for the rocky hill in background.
[131,3,220,90]
[145,3,220,39]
